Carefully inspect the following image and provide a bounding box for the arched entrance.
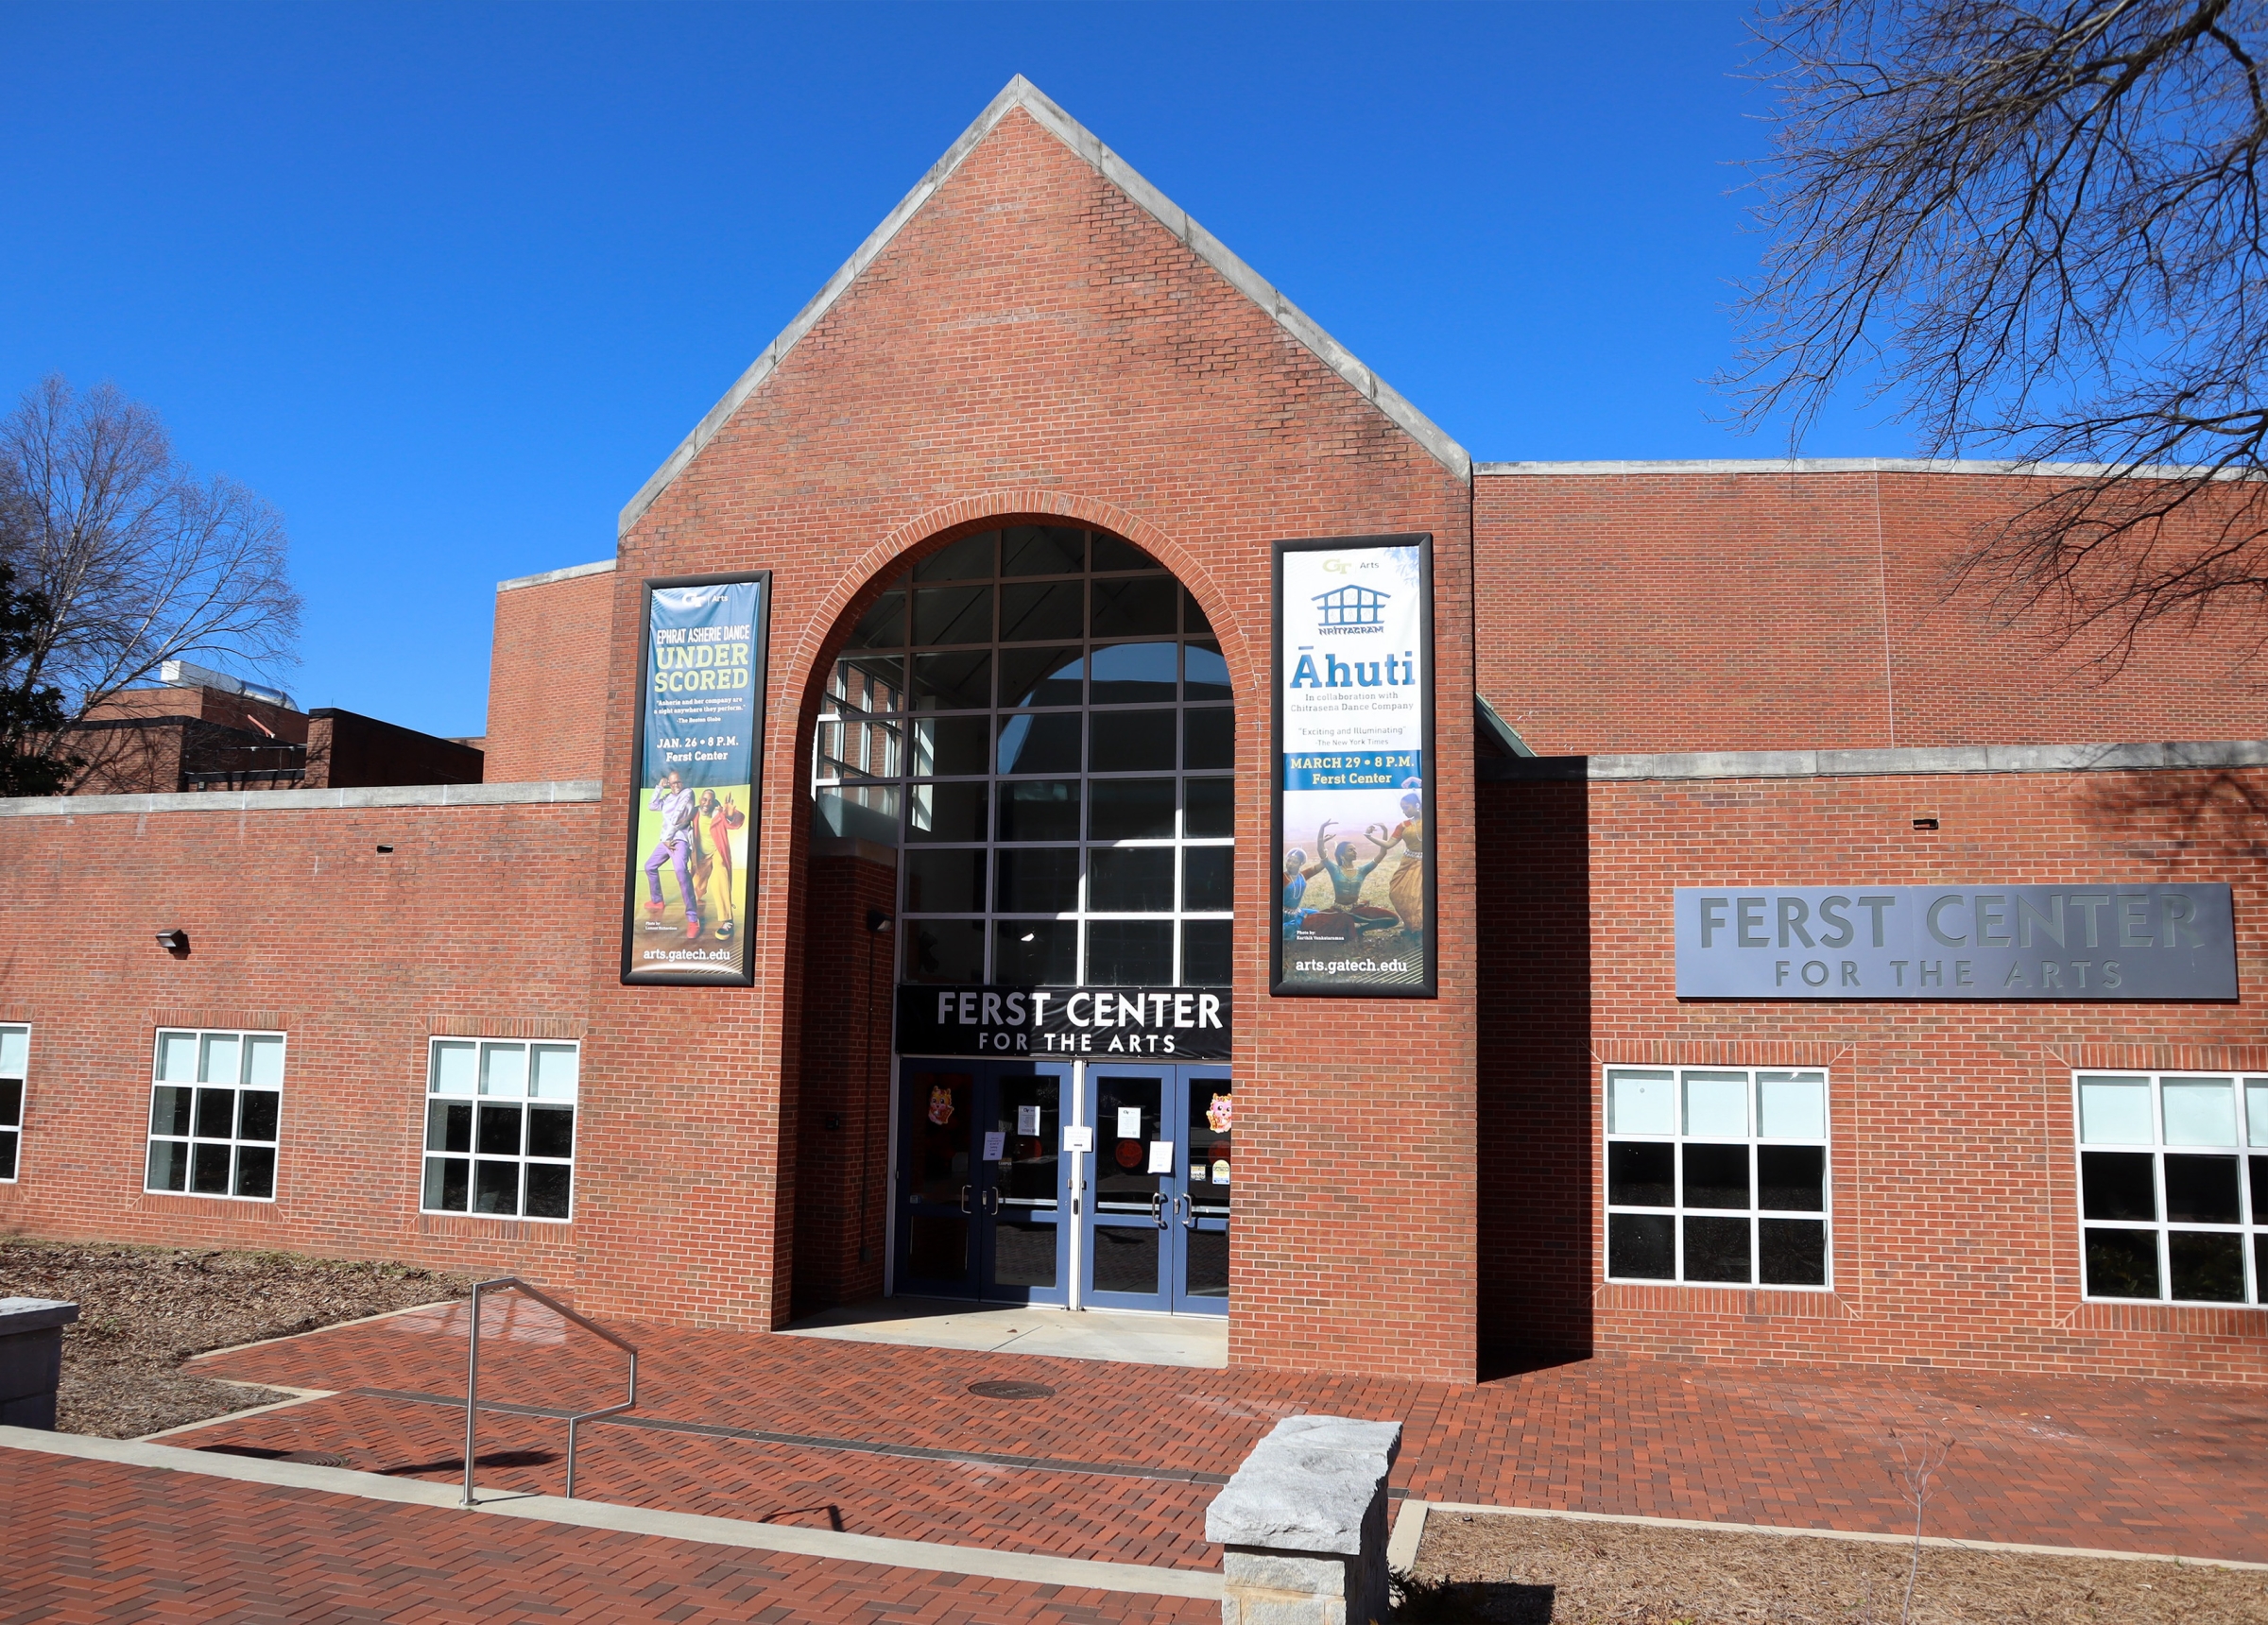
[792,522,1235,1320]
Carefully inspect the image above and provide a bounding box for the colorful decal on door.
[1205,1093,1233,1134]
[928,1085,954,1126]
[1212,1159,1230,1185]
[1114,1139,1143,1169]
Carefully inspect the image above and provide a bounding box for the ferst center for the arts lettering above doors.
[893,985,1230,1059]
[1674,884,2237,999]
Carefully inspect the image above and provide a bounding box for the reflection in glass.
[1089,921,1175,984]
[1182,920,1231,985]
[998,647,1083,707]
[999,581,1083,642]
[1088,641,1177,702]
[1002,523,1085,576]
[911,650,991,710]
[994,920,1076,984]
[914,532,996,580]
[904,849,987,914]
[1090,778,1176,840]
[905,919,986,984]
[1090,710,1176,772]
[999,780,1080,842]
[1089,847,1175,912]
[997,713,1082,774]
[994,847,1079,913]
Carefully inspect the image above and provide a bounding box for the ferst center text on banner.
[894,985,1231,1060]
[1674,884,2237,1000]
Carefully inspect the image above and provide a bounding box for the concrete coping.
[0,1299,79,1334]
[1479,740,2268,784]
[497,558,616,593]
[0,779,604,818]
[1206,1414,1401,1557]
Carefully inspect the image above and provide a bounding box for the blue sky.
[1,2,1901,737]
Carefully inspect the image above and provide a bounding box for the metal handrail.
[461,1276,638,1506]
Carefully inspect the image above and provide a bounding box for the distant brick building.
[3,79,2263,1387]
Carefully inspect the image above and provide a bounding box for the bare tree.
[1730,0,2268,668]
[0,376,301,781]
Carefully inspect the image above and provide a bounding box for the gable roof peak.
[620,75,1469,537]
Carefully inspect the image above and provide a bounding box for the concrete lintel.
[497,559,615,593]
[618,75,1470,538]
[0,779,604,819]
[1473,456,2258,481]
[1481,741,2268,784]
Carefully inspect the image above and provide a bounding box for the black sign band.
[895,985,1231,1060]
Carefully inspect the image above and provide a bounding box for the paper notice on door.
[1017,1103,1040,1137]
[1116,1106,1142,1138]
[1147,1139,1173,1173]
[1062,1124,1094,1153]
[982,1131,1005,1161]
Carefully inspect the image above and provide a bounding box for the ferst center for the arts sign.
[1675,884,2237,1000]
[895,986,1230,1060]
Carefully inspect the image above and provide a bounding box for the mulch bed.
[1400,1509,2268,1624]
[0,1240,468,1439]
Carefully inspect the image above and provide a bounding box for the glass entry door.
[896,1060,1070,1305]
[1083,1065,1231,1315]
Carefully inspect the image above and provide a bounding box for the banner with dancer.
[620,573,768,985]
[1271,535,1435,996]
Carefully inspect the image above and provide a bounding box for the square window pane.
[243,1035,284,1089]
[476,1103,524,1156]
[236,1090,280,1143]
[996,713,1082,775]
[993,847,1079,913]
[906,848,988,914]
[1181,920,1231,986]
[1608,1213,1675,1278]
[1683,1216,1752,1282]
[432,1041,477,1096]
[904,919,987,984]
[999,580,1084,642]
[1184,640,1229,699]
[1683,1073,1748,1137]
[1089,847,1175,912]
[1759,1219,1827,1286]
[424,1155,470,1212]
[911,585,992,646]
[1184,778,1233,838]
[1756,1072,1825,1139]
[1090,710,1177,773]
[832,654,906,715]
[428,1100,472,1154]
[0,1078,20,1128]
[2249,1080,2268,1147]
[1088,921,1175,985]
[2081,1152,2157,1221]
[530,1045,579,1101]
[151,1086,194,1138]
[199,1034,240,1086]
[527,1105,575,1160]
[1682,1144,1749,1209]
[2169,1230,2247,1302]
[147,1138,188,1192]
[1001,523,1085,576]
[1184,708,1233,770]
[157,1031,198,1083]
[525,1162,573,1220]
[191,1142,232,1194]
[815,784,901,844]
[2164,1155,2242,1223]
[910,716,991,777]
[1607,1141,1674,1206]
[473,1159,520,1216]
[913,530,995,581]
[996,780,1080,842]
[844,590,904,650]
[234,1145,276,1199]
[1088,641,1177,702]
[994,920,1077,985]
[2078,1077,2153,1144]
[0,1027,26,1078]
[2085,1227,2161,1298]
[2253,1154,2268,1219]
[905,781,989,842]
[480,1043,527,1098]
[817,716,902,780]
[2164,1078,2239,1146]
[1607,1071,1675,1136]
[1184,847,1233,912]
[1091,577,1177,638]
[911,650,991,710]
[196,1087,236,1139]
[1089,778,1176,840]
[998,646,1083,708]
[1757,1145,1825,1211]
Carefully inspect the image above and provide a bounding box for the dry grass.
[1398,1509,2268,1624]
[0,1239,467,1438]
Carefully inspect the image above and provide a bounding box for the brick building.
[3,79,2263,1387]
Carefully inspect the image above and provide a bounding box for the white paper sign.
[1063,1125,1094,1153]
[1116,1106,1142,1138]
[981,1131,1005,1161]
[1147,1139,1173,1173]
[1017,1103,1040,1136]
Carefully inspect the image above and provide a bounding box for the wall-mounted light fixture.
[867,908,893,933]
[155,929,190,954]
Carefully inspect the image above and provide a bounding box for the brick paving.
[0,1448,1214,1624]
[175,1301,2268,1565]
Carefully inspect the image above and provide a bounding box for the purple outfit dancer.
[643,774,700,934]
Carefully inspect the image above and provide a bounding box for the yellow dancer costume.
[1383,790,1426,936]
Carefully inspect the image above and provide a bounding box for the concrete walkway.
[782,1297,1229,1368]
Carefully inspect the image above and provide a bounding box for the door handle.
[981,1188,1000,1214]
[1149,1191,1166,1229]
[1177,1192,1194,1229]
[958,1185,971,1214]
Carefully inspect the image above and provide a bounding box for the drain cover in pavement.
[967,1379,1055,1400]
[279,1450,351,1467]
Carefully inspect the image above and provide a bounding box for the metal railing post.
[460,1279,485,1507]
[459,1276,637,1508]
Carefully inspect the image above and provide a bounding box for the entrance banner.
[1675,883,2236,1000]
[1271,535,1436,997]
[619,573,769,986]
[895,984,1230,1060]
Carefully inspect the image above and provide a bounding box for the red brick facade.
[484,564,616,784]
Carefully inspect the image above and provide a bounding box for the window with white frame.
[2075,1072,2268,1306]
[146,1029,284,1199]
[0,1024,26,1182]
[1604,1067,1830,1288]
[422,1039,577,1220]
